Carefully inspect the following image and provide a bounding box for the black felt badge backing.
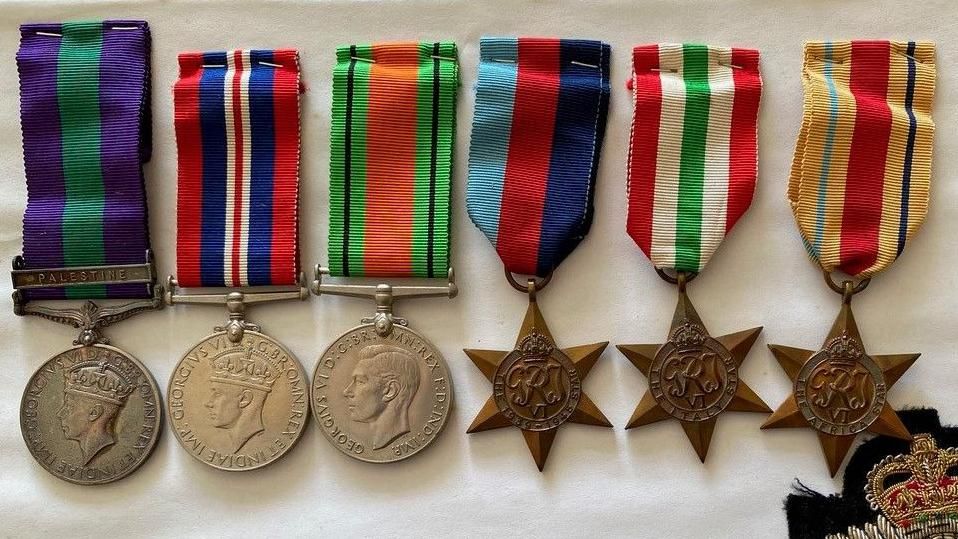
[785,409,958,538]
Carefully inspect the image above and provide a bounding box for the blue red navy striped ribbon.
[467,37,610,277]
[173,49,301,287]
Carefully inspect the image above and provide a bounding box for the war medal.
[617,43,770,462]
[464,37,612,471]
[763,41,936,476]
[310,42,458,463]
[166,50,309,471]
[13,21,163,485]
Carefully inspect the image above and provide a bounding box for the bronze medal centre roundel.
[795,333,887,436]
[167,330,309,471]
[493,331,582,432]
[311,324,453,463]
[649,322,739,422]
[20,343,162,485]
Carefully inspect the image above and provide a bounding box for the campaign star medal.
[763,40,936,476]
[616,43,769,461]
[165,50,309,471]
[464,37,612,471]
[12,21,163,484]
[466,284,609,471]
[309,42,459,463]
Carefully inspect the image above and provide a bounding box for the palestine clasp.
[311,266,457,337]
[11,250,163,346]
[165,273,309,343]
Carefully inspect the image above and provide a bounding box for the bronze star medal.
[763,282,918,476]
[618,277,770,461]
[465,287,611,471]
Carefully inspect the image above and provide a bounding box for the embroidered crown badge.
[867,434,958,529]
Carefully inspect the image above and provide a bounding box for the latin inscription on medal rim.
[19,344,162,485]
[167,331,309,471]
[311,324,453,463]
[493,330,581,432]
[795,332,886,436]
[649,321,738,422]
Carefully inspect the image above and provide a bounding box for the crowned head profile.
[205,345,281,454]
[57,360,136,465]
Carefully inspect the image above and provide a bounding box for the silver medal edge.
[311,323,455,464]
[19,342,164,486]
[166,329,310,472]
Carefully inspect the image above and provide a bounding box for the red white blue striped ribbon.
[173,49,301,287]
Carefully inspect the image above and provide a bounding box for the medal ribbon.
[790,41,936,278]
[467,37,610,277]
[627,43,762,274]
[174,49,301,287]
[328,41,459,278]
[18,21,152,299]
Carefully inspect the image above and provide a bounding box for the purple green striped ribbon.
[17,21,152,299]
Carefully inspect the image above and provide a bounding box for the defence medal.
[309,42,458,463]
[13,21,163,484]
[763,41,936,476]
[617,43,770,462]
[464,37,612,471]
[166,49,309,471]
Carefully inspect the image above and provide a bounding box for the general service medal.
[464,37,613,471]
[22,343,162,485]
[763,40,935,476]
[617,43,770,462]
[309,41,460,463]
[12,21,163,484]
[166,49,309,471]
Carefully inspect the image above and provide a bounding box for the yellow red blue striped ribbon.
[789,40,936,278]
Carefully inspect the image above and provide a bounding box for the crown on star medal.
[670,321,707,352]
[517,331,554,359]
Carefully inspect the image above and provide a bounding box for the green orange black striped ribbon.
[790,41,936,278]
[328,42,459,278]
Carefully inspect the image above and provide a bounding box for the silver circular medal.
[167,330,309,471]
[311,324,453,463]
[20,343,162,485]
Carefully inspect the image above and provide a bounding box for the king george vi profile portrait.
[58,360,136,465]
[343,345,422,450]
[205,347,280,454]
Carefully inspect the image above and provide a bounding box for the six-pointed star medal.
[762,298,918,476]
[617,290,770,462]
[465,297,611,471]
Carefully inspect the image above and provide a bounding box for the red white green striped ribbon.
[627,43,762,274]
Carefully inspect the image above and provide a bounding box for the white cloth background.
[1,0,956,537]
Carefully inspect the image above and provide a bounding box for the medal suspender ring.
[654,267,699,288]
[823,269,871,296]
[505,267,552,294]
